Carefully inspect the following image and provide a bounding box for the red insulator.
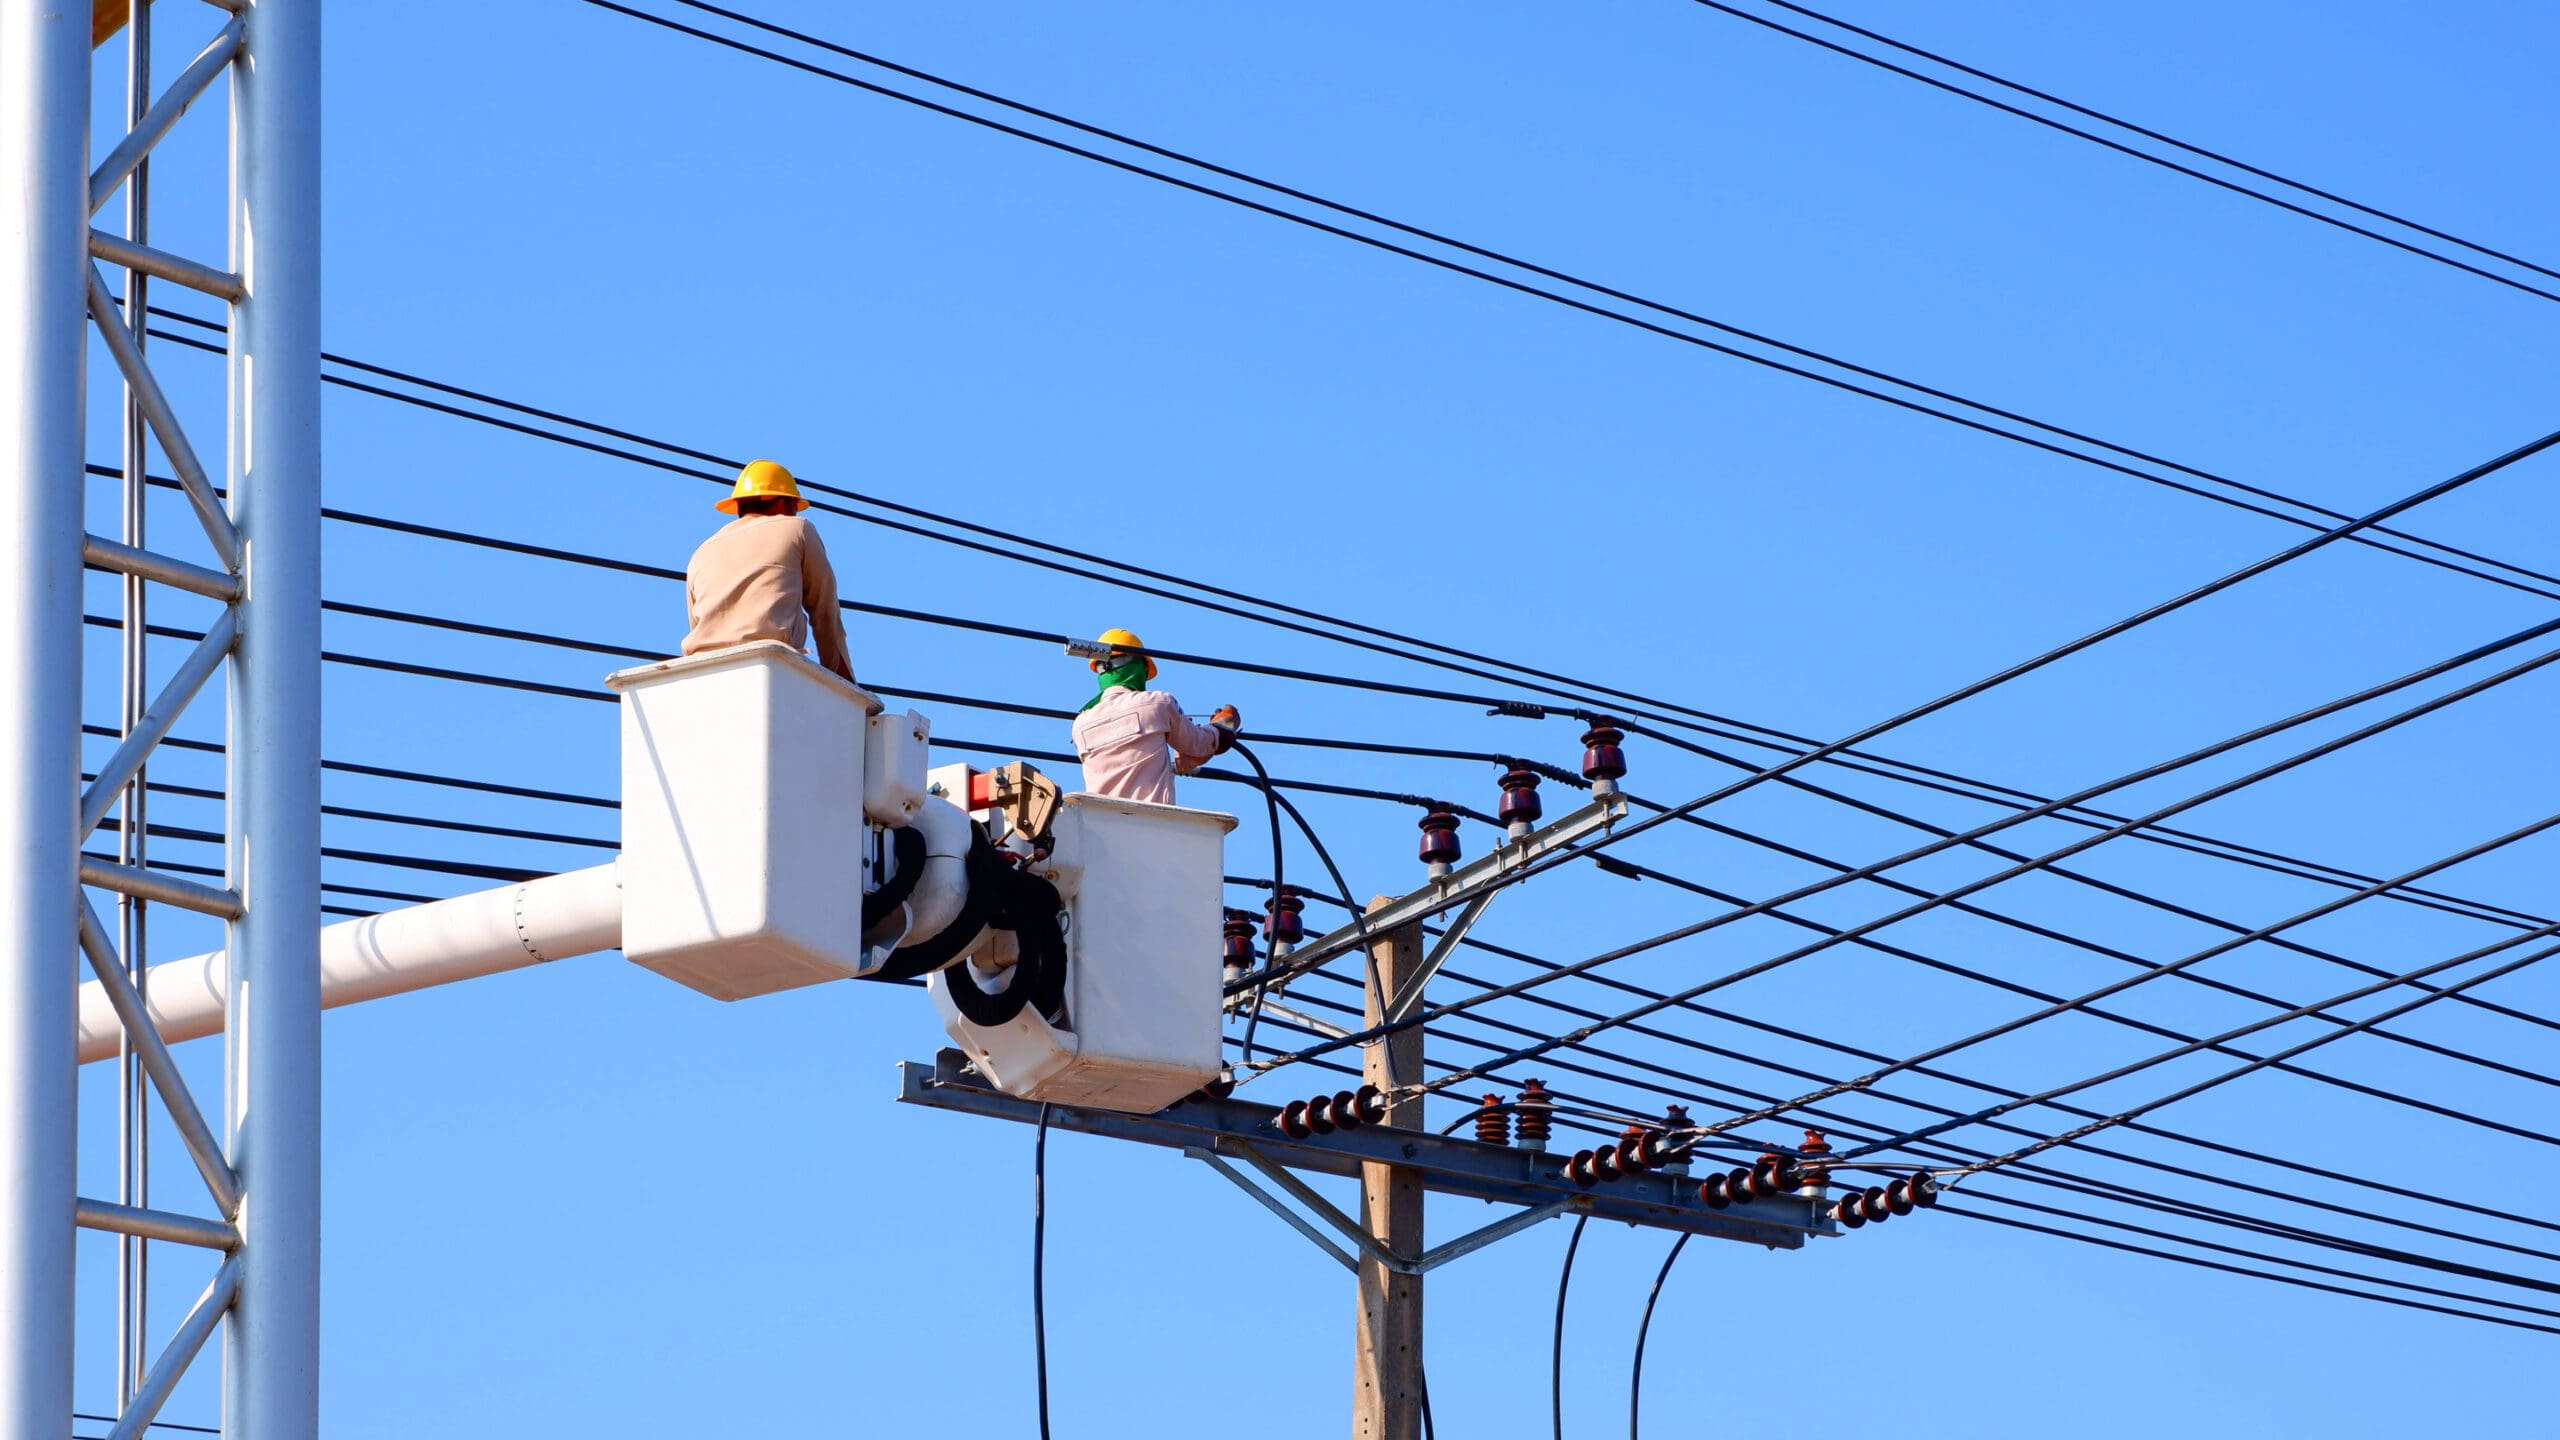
[1799,1129,1831,1159]
[1619,1127,1661,1172]
[1565,1150,1599,1188]
[1697,1173,1732,1209]
[1832,1197,1866,1229]
[1752,1155,1787,1199]
[1417,809,1463,869]
[1884,1179,1915,1217]
[1663,1105,1692,1131]
[1580,723,1628,784]
[1515,1079,1554,1150]
[1221,910,1258,970]
[1496,768,1544,831]
[1279,1100,1312,1139]
[1770,1157,1804,1195]
[1725,1166,1755,1203]
[1475,1095,1512,1148]
[1263,890,1306,947]
[1352,1085,1390,1126]
[1592,1146,1625,1183]
[1908,1172,1940,1209]
[1202,1072,1236,1100]
[1331,1090,1365,1130]
[1306,1095,1338,1134]
[1859,1186,1890,1224]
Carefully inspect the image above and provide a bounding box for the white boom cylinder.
[76,865,622,1065]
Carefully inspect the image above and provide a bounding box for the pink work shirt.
[1071,687,1222,805]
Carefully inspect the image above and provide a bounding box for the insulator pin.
[1514,1078,1554,1152]
[1263,889,1306,947]
[1417,809,1463,877]
[1496,767,1544,837]
[1580,723,1628,795]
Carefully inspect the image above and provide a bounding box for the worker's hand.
[1210,704,1241,751]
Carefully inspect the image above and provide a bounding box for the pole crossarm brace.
[1384,891,1493,1025]
[1199,1141,1582,1275]
[87,228,242,303]
[1227,796,1628,999]
[73,1198,236,1253]
[80,607,236,836]
[899,1051,1823,1248]
[82,531,238,601]
[104,1255,237,1440]
[79,898,241,1216]
[1256,998,1352,1040]
[81,857,242,919]
[86,16,241,215]
[84,264,239,569]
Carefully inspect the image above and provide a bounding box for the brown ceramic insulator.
[1475,1096,1512,1148]
[1615,1127,1650,1172]
[1884,1179,1915,1217]
[1859,1187,1890,1224]
[1352,1084,1390,1126]
[1662,1105,1692,1130]
[1331,1090,1365,1130]
[1752,1155,1787,1198]
[1697,1173,1731,1209]
[1565,1151,1599,1188]
[1305,1095,1338,1134]
[1909,1173,1940,1208]
[1798,1128,1831,1159]
[1515,1079,1555,1149]
[1725,1166,1755,1203]
[1832,1197,1866,1229]
[1279,1100,1312,1139]
[1770,1158,1804,1194]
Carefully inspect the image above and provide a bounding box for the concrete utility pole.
[1354,900,1425,1440]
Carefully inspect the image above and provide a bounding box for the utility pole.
[1354,899,1424,1440]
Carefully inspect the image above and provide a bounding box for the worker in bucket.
[682,459,854,683]
[1069,628,1237,804]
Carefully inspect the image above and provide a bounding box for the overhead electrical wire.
[1265,608,2560,1081]
[571,1,2560,605]
[1628,1233,1688,1440]
[105,324,2560,948]
[1690,0,2560,304]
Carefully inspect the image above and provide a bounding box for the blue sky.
[69,1,2560,1434]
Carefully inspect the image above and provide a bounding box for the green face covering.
[1079,657,1151,712]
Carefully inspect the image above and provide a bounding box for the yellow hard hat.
[1092,627,1157,680]
[718,459,809,514]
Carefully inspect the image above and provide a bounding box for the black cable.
[1553,1213,1588,1440]
[1033,1100,1053,1440]
[606,1,2560,603]
[1271,611,2560,1081]
[112,324,2560,937]
[1226,738,1288,1069]
[1695,0,2560,303]
[1628,1233,1688,1440]
[109,332,2560,955]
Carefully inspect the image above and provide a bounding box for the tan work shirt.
[681,514,852,679]
[1071,688,1222,805]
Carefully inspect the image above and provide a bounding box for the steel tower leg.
[226,2,326,1436]
[0,2,94,1435]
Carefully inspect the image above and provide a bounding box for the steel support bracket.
[1227,796,1627,997]
[900,1052,1824,1249]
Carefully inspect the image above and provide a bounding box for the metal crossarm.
[87,228,243,302]
[1226,796,1627,997]
[73,1198,237,1252]
[899,1053,1825,1249]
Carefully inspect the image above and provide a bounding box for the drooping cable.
[1552,1213,1588,1440]
[1628,1233,1688,1440]
[1033,1101,1053,1440]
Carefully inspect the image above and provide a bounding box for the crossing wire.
[582,0,2560,604]
[1690,0,2560,302]
[109,320,2560,952]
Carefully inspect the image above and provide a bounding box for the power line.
[1692,0,2560,301]
[583,0,2560,607]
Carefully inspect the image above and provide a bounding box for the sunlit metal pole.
[0,1,94,1434]
[119,0,159,1405]
[226,1,326,1435]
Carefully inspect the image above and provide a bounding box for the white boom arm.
[76,863,622,1064]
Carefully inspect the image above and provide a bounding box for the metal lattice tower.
[0,2,321,1436]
